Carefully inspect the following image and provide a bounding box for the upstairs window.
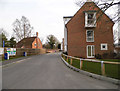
[85,12,96,27]
[86,30,94,42]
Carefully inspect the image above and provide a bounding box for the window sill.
[86,41,94,43]
[85,25,96,28]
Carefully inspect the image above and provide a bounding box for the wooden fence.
[3,48,46,57]
[62,54,120,76]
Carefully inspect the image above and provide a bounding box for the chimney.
[36,32,38,37]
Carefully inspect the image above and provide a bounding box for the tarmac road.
[2,53,119,89]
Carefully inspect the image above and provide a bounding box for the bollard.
[101,61,105,76]
[80,59,83,69]
[23,52,27,57]
[4,53,9,60]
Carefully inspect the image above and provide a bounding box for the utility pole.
[24,24,25,38]
[23,24,26,48]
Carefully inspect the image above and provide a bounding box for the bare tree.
[13,16,34,42]
[0,28,8,37]
[113,29,118,43]
[75,0,120,23]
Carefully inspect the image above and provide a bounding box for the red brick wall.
[66,2,114,58]
[32,38,42,49]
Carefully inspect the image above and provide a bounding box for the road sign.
[7,48,16,56]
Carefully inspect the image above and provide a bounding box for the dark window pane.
[88,14,94,19]
[103,45,106,48]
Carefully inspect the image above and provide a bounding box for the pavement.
[2,53,119,89]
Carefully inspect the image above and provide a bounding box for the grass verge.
[62,55,120,80]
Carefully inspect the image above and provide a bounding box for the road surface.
[3,53,118,89]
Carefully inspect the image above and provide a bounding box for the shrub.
[63,51,68,55]
[101,52,117,59]
[74,56,84,59]
[95,54,102,59]
[114,53,120,59]
[102,53,109,59]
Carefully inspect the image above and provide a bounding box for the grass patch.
[62,55,120,80]
[105,64,119,79]
[100,59,120,62]
[68,58,71,64]
[1,56,25,62]
[72,59,80,69]
[82,61,101,75]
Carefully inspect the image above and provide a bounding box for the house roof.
[16,37,36,47]
[63,16,73,18]
[66,1,114,26]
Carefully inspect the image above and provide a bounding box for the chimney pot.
[36,32,38,37]
[87,0,92,2]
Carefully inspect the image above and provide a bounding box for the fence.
[1,48,46,59]
[15,48,46,56]
[62,54,120,80]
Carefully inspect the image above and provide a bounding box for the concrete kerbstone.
[61,57,120,85]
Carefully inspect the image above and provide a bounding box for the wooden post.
[80,59,83,69]
[70,58,73,65]
[63,55,65,59]
[101,61,105,76]
[67,56,68,62]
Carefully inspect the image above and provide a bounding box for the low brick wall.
[46,49,60,53]
[4,48,46,57]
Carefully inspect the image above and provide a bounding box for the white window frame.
[86,30,94,42]
[87,45,95,58]
[85,12,96,27]
[101,43,108,50]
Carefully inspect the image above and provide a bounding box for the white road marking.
[0,58,31,68]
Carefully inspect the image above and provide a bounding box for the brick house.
[64,0,114,58]
[16,32,43,49]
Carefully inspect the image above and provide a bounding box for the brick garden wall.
[4,48,46,57]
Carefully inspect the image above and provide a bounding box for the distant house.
[64,0,114,58]
[16,32,42,49]
[63,16,72,52]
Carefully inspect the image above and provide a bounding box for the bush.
[114,53,120,59]
[95,54,102,59]
[101,52,117,59]
[74,56,84,59]
[102,53,109,59]
[63,51,68,55]
[95,52,118,59]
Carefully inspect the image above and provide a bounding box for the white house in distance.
[61,38,64,51]
[63,16,72,52]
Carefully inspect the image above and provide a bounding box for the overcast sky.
[0,0,118,43]
[0,0,80,43]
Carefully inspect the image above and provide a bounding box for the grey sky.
[0,0,80,43]
[0,0,118,43]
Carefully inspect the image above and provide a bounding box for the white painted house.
[63,16,72,52]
